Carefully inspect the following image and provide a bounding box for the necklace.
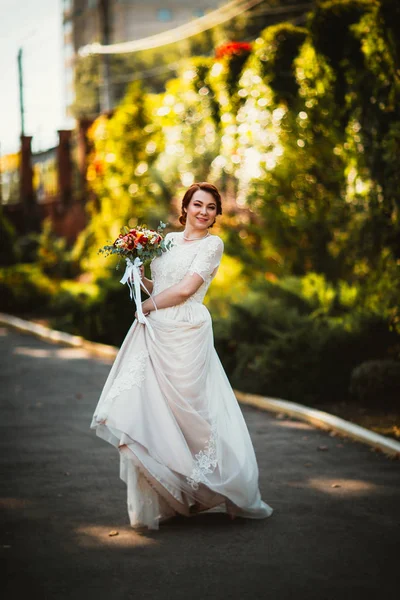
[183,231,210,241]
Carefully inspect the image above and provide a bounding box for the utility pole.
[98,0,113,112]
[17,48,25,136]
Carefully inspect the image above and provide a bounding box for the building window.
[157,8,173,22]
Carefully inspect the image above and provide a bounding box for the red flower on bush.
[215,41,252,60]
[93,158,104,175]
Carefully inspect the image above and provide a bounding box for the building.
[62,0,222,118]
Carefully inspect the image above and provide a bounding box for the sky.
[0,0,67,156]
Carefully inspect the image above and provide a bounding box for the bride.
[91,182,274,530]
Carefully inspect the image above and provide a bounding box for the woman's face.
[185,190,218,231]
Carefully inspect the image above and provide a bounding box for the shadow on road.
[1,327,398,600]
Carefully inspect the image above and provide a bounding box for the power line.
[96,5,311,87]
[79,0,266,56]
[251,2,313,16]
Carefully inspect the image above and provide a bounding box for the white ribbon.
[120,257,156,341]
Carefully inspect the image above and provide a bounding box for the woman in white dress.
[91,182,273,530]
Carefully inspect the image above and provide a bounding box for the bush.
[256,22,308,105]
[16,233,40,263]
[0,264,57,313]
[349,359,400,408]
[50,279,99,315]
[50,275,138,347]
[214,288,399,407]
[37,219,78,279]
[0,209,20,266]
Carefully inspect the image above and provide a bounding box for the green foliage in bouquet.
[98,221,173,269]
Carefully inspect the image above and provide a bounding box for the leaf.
[331,483,341,488]
[108,530,119,537]
[317,445,328,451]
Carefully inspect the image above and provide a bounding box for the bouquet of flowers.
[98,221,173,338]
[98,221,172,263]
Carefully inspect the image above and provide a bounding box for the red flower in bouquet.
[98,222,173,340]
[99,221,172,266]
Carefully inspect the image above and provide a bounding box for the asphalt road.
[1,326,399,600]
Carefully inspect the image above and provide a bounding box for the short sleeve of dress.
[188,236,224,282]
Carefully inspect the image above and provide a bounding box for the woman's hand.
[135,308,150,320]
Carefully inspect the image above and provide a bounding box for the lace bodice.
[150,232,224,304]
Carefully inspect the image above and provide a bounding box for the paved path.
[1,326,398,600]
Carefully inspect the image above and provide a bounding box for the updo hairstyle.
[179,182,223,227]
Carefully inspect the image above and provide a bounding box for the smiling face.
[185,189,218,232]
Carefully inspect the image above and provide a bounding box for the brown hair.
[179,182,223,227]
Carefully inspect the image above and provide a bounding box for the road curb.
[235,391,400,459]
[1,311,399,459]
[0,312,118,359]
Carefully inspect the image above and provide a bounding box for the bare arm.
[140,272,204,314]
[140,276,154,295]
[139,265,153,295]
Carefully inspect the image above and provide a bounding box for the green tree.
[73,82,166,275]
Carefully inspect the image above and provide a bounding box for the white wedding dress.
[91,231,273,529]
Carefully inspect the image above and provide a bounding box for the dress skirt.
[91,301,273,529]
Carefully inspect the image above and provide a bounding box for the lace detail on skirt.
[95,350,149,423]
[107,350,149,400]
[187,423,218,490]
